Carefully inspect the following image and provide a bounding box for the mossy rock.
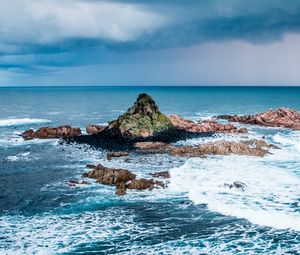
[106,93,173,138]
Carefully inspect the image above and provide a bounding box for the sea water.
[0,86,299,254]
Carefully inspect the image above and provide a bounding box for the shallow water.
[0,86,299,254]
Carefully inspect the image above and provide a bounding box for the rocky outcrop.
[134,142,170,152]
[169,139,275,157]
[22,125,81,140]
[83,164,136,185]
[127,179,165,190]
[107,152,129,160]
[105,93,173,138]
[217,108,300,130]
[83,164,165,195]
[168,114,247,133]
[150,171,170,178]
[86,125,105,135]
[134,139,276,157]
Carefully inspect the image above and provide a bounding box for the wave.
[169,131,300,231]
[0,118,51,127]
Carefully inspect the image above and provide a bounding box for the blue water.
[0,86,299,254]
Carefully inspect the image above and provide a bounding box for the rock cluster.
[168,114,247,133]
[217,108,300,130]
[105,93,173,138]
[135,139,276,157]
[22,125,81,140]
[83,164,164,195]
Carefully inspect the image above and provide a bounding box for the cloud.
[0,0,300,85]
[0,0,167,46]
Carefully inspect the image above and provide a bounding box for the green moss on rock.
[106,93,173,138]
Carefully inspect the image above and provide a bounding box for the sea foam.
[169,131,300,231]
[0,118,51,127]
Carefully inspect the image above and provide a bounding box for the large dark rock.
[22,125,81,140]
[105,93,173,138]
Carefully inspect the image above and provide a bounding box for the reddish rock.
[22,125,81,140]
[169,139,275,157]
[217,108,300,130]
[168,114,247,133]
[83,164,136,185]
[83,164,166,195]
[86,125,105,135]
[127,179,165,190]
[134,142,170,151]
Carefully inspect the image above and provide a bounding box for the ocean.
[0,86,299,254]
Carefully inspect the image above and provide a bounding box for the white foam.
[0,118,51,127]
[169,131,300,231]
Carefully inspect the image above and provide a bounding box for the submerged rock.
[217,108,300,130]
[67,179,90,187]
[105,93,173,138]
[107,151,129,160]
[169,114,247,133]
[224,181,247,191]
[22,125,81,140]
[150,171,170,178]
[86,125,105,135]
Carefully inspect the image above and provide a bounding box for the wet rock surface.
[134,139,276,157]
[217,108,300,130]
[22,125,81,140]
[150,171,170,178]
[83,164,166,195]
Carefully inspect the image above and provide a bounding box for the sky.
[1,0,300,86]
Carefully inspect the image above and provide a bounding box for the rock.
[150,171,170,178]
[105,93,173,138]
[133,139,275,157]
[217,108,300,130]
[169,140,273,157]
[83,164,136,185]
[67,179,90,186]
[116,182,127,196]
[168,114,247,133]
[22,125,81,140]
[107,152,129,160]
[124,158,132,163]
[134,142,170,152]
[83,164,166,195]
[127,179,165,190]
[86,125,105,135]
[224,181,247,191]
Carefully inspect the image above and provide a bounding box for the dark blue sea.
[0,86,299,254]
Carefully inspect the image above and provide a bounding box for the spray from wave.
[0,118,51,127]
